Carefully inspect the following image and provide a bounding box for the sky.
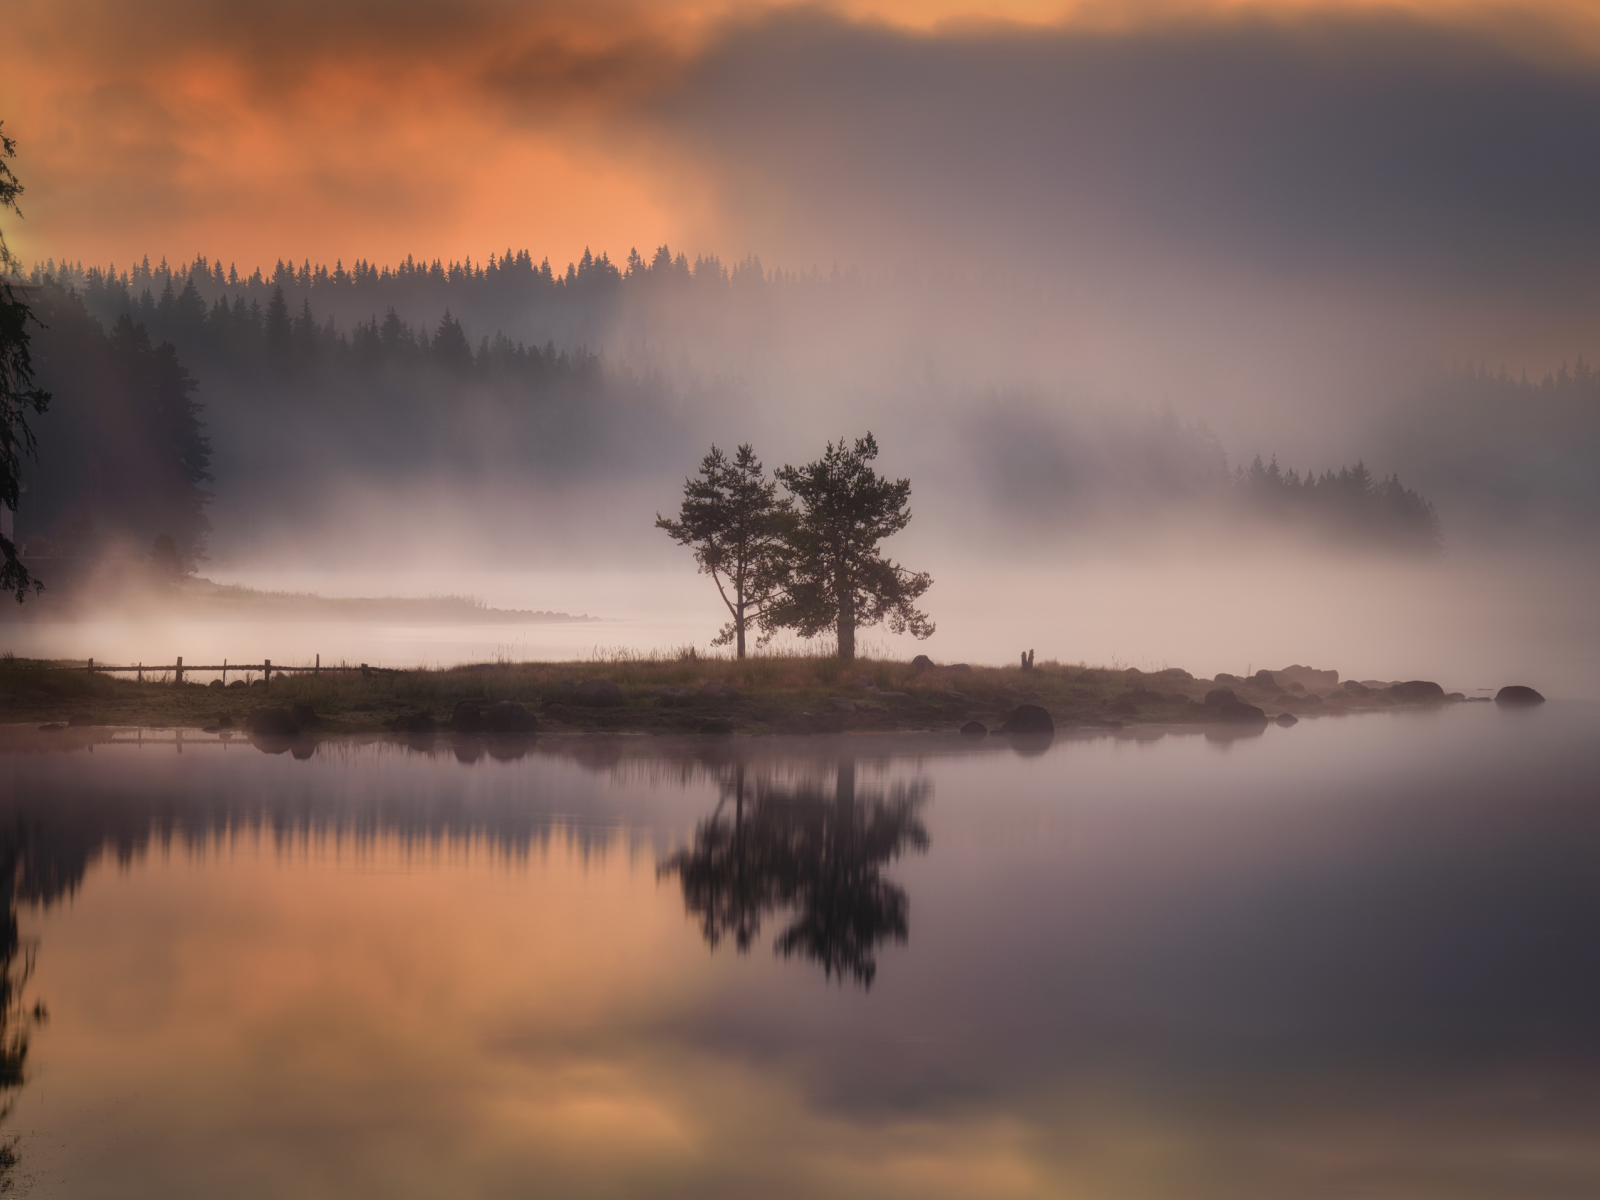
[8,0,1600,294]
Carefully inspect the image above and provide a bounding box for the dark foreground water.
[1,702,1597,1198]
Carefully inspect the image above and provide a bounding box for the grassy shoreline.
[0,655,1466,736]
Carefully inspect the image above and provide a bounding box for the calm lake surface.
[1,702,1597,1198]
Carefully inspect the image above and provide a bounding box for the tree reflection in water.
[662,760,930,988]
[0,826,46,1191]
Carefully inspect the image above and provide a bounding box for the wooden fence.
[61,655,401,687]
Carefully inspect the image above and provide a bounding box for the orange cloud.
[4,0,1599,274]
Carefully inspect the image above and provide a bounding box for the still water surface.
[1,702,1597,1198]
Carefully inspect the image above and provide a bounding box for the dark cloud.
[659,10,1600,302]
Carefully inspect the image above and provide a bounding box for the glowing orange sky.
[4,0,1598,274]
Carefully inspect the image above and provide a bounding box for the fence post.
[87,657,94,674]
[315,653,320,676]
[138,662,143,683]
[264,658,271,692]
[175,656,183,685]
[223,658,227,686]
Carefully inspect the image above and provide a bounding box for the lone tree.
[656,443,790,659]
[768,433,933,661]
[0,123,50,603]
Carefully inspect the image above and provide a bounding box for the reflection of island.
[662,760,930,988]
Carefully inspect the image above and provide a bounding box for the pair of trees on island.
[657,434,934,661]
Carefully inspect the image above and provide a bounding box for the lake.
[1,701,1597,1198]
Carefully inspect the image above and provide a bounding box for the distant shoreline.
[0,573,600,625]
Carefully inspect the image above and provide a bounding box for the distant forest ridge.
[29,246,794,373]
[18,255,1556,563]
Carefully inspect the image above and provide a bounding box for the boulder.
[1154,667,1194,682]
[947,663,974,674]
[1204,687,1238,707]
[208,679,224,690]
[576,678,625,707]
[911,654,934,671]
[1275,712,1299,727]
[290,703,319,729]
[999,704,1055,734]
[1342,680,1372,695]
[451,700,484,732]
[826,697,856,713]
[699,681,739,698]
[228,680,246,689]
[959,720,987,737]
[1388,680,1446,702]
[1274,664,1340,689]
[484,700,536,732]
[1495,685,1546,705]
[250,707,301,736]
[1253,669,1276,683]
[1214,673,1241,684]
[217,715,234,728]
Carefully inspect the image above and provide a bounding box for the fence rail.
[52,656,403,686]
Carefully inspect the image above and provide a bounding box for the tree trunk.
[735,604,746,659]
[836,573,855,661]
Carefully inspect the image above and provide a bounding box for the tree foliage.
[0,124,51,602]
[767,433,933,661]
[656,444,790,658]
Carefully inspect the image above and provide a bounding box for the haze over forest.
[4,0,1599,688]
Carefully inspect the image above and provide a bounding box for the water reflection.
[663,761,930,988]
[0,827,47,1191]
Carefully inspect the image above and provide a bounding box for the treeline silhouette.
[21,283,213,568]
[36,244,785,374]
[1232,455,1441,554]
[975,404,1444,553]
[1392,360,1600,528]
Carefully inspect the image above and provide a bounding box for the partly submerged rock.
[484,700,536,732]
[1388,680,1446,702]
[999,704,1055,734]
[1495,685,1546,705]
[451,700,484,732]
[959,720,987,737]
[1203,687,1268,724]
[1275,712,1299,726]
[251,707,301,736]
[576,678,625,707]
